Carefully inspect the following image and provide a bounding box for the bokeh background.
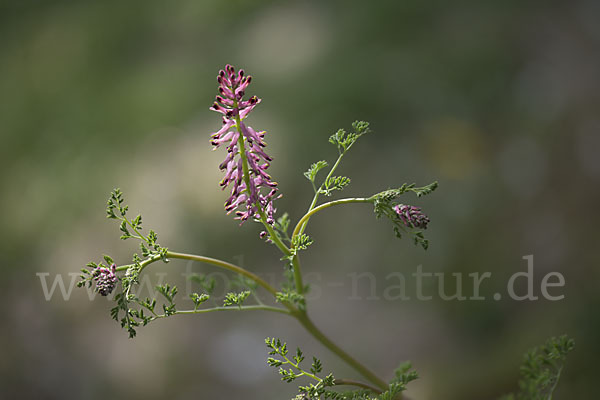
[1,0,599,399]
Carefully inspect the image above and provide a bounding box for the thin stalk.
[299,151,346,236]
[295,313,388,391]
[279,354,321,382]
[292,197,373,239]
[289,195,387,390]
[291,256,305,296]
[115,251,280,298]
[151,305,291,319]
[334,379,383,394]
[290,197,372,295]
[547,365,563,400]
[290,147,353,294]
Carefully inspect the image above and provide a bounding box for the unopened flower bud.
[394,204,430,229]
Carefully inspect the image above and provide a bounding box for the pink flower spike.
[209,65,280,230]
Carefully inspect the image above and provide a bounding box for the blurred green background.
[1,0,599,398]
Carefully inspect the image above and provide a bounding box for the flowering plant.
[77,65,572,399]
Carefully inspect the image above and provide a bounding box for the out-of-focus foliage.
[500,335,574,400]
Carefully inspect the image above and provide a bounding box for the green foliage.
[373,182,438,203]
[320,176,351,196]
[409,182,438,197]
[329,121,371,154]
[500,335,574,400]
[266,338,417,400]
[305,121,370,198]
[223,290,251,307]
[110,292,138,338]
[189,293,210,310]
[79,189,180,337]
[106,188,127,219]
[105,188,169,259]
[156,283,178,315]
[292,234,314,254]
[311,357,323,375]
[281,233,314,276]
[305,161,329,183]
[266,338,337,398]
[378,362,419,400]
[273,212,293,244]
[276,289,306,310]
[317,362,417,400]
[81,188,275,337]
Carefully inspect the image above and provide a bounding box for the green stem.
[289,195,387,390]
[115,251,280,298]
[289,150,350,295]
[232,100,291,257]
[290,197,373,295]
[547,365,563,400]
[281,355,321,382]
[152,305,290,319]
[121,215,151,245]
[295,313,388,391]
[300,151,346,236]
[334,379,383,394]
[292,197,373,239]
[291,256,305,296]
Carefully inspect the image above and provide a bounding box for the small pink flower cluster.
[394,204,430,229]
[93,264,118,296]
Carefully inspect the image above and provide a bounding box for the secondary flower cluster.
[394,204,430,229]
[93,264,118,296]
[210,64,279,225]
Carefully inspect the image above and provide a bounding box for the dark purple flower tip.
[394,204,430,229]
[259,231,267,239]
[93,263,118,296]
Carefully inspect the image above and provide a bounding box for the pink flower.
[93,264,118,296]
[210,65,279,225]
[393,204,430,229]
